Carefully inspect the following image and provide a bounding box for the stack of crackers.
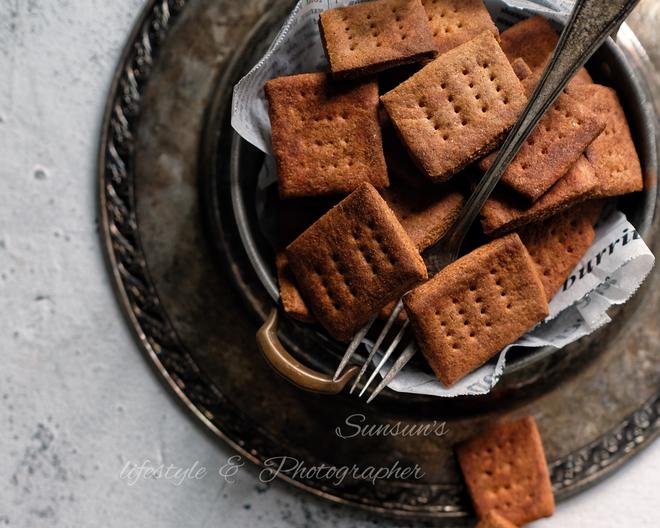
[265,2,643,392]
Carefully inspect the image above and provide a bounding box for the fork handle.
[256,308,359,394]
[426,0,641,274]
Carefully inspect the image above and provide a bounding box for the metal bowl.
[204,9,658,404]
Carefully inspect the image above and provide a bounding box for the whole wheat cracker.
[381,182,465,251]
[519,205,597,301]
[568,83,644,198]
[287,183,427,342]
[404,233,548,386]
[276,251,315,323]
[420,0,498,55]
[510,57,532,81]
[381,31,527,183]
[265,72,388,198]
[456,416,555,525]
[480,75,605,202]
[500,16,592,85]
[319,0,437,80]
[476,511,518,528]
[480,156,598,236]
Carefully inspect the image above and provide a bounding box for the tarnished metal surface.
[99,0,660,521]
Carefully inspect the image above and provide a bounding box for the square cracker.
[519,205,598,301]
[287,183,427,342]
[500,16,592,85]
[456,416,555,525]
[421,0,498,55]
[479,83,605,202]
[476,511,518,528]
[276,251,314,323]
[381,31,527,183]
[480,155,598,236]
[319,0,437,80]
[404,233,547,386]
[381,182,465,251]
[568,84,644,198]
[265,72,388,198]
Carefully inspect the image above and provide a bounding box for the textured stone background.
[0,0,658,526]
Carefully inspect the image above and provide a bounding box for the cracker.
[421,0,498,55]
[479,87,605,202]
[287,183,427,342]
[381,32,527,183]
[382,182,465,251]
[456,416,555,525]
[519,206,597,301]
[510,57,531,81]
[480,155,598,236]
[404,234,547,386]
[319,0,437,80]
[500,16,592,85]
[568,84,644,198]
[476,511,518,528]
[276,251,315,323]
[265,72,388,198]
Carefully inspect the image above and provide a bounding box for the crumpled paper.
[231,0,655,397]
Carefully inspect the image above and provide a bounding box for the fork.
[333,0,641,403]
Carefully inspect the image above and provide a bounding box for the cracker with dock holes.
[381,32,527,183]
[319,0,437,80]
[265,72,388,198]
[381,182,465,251]
[500,16,592,85]
[519,203,600,301]
[476,511,518,528]
[421,0,498,55]
[457,416,555,525]
[480,155,598,236]
[568,84,644,198]
[404,234,548,386]
[276,252,315,323]
[287,183,427,342]
[480,71,605,202]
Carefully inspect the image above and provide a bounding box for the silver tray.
[99,0,660,522]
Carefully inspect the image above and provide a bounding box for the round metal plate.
[99,0,660,522]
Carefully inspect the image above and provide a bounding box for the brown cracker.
[568,84,644,198]
[480,155,598,236]
[519,206,596,301]
[381,182,465,251]
[456,416,555,525]
[319,0,437,80]
[500,16,592,85]
[287,183,427,342]
[265,72,388,198]
[421,0,498,55]
[404,234,547,386]
[479,88,605,202]
[510,57,532,81]
[476,511,518,528]
[276,251,315,323]
[381,31,527,183]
